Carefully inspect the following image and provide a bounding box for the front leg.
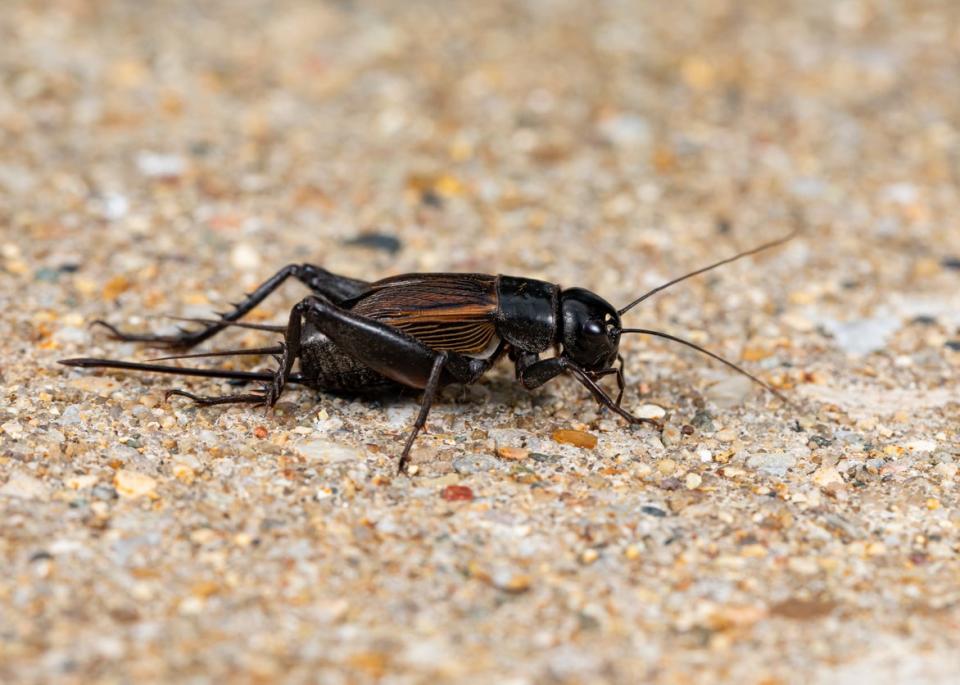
[515,354,660,428]
[586,358,625,406]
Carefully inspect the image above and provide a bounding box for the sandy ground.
[2,1,959,683]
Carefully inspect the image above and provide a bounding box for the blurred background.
[2,1,959,683]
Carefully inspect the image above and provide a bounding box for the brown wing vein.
[350,273,499,354]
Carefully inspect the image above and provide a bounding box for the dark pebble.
[641,505,668,517]
[190,140,213,156]
[29,550,53,562]
[946,341,960,351]
[911,315,938,326]
[809,435,833,448]
[343,232,402,254]
[530,452,559,463]
[421,189,444,207]
[92,484,118,501]
[681,424,695,436]
[659,477,682,491]
[691,410,715,431]
[941,256,960,270]
[260,518,285,531]
[35,268,60,282]
[577,612,601,631]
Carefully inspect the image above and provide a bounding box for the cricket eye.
[585,320,604,337]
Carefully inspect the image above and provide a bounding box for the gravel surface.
[2,1,959,683]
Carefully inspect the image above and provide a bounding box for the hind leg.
[95,264,370,349]
[280,295,489,472]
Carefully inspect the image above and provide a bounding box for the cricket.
[61,232,794,473]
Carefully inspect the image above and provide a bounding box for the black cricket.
[61,232,794,472]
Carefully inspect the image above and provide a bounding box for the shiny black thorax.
[495,275,621,372]
[495,275,559,352]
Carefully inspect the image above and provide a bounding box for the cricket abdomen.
[298,329,401,394]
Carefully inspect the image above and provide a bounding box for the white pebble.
[136,151,186,179]
[1,473,48,500]
[635,404,666,420]
[295,439,361,463]
[904,439,936,453]
[230,242,262,271]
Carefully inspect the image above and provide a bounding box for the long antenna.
[617,230,797,316]
[618,328,790,404]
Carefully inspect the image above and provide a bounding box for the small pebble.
[581,549,599,565]
[114,470,157,498]
[685,472,702,490]
[813,465,843,487]
[552,429,597,449]
[441,485,473,502]
[657,459,677,476]
[635,404,666,420]
[1,420,24,439]
[904,439,936,453]
[65,475,98,490]
[497,446,530,461]
[343,232,403,254]
[746,452,797,477]
[0,473,48,500]
[597,113,650,147]
[659,477,682,491]
[660,425,681,447]
[92,484,118,501]
[940,256,960,270]
[453,454,497,474]
[716,429,737,442]
[230,242,261,270]
[137,151,186,178]
[934,463,957,481]
[295,439,361,463]
[691,410,715,431]
[491,570,531,594]
[172,463,195,483]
